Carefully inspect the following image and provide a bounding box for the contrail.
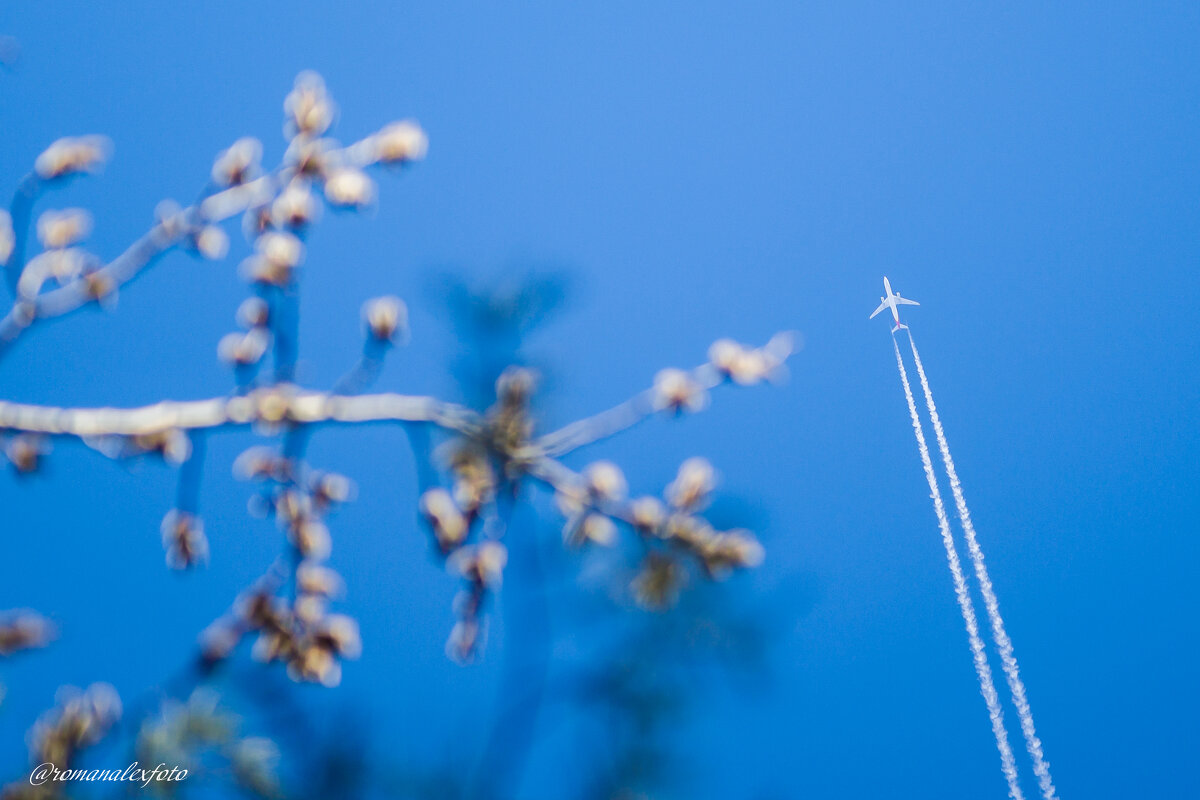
[892,336,1025,800]
[907,332,1057,800]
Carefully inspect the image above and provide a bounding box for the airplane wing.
[869,300,888,319]
[895,297,920,306]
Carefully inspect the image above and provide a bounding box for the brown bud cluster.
[135,691,281,798]
[212,137,263,188]
[240,584,360,687]
[192,224,229,260]
[416,433,511,661]
[324,167,375,208]
[447,443,496,515]
[27,684,121,770]
[362,295,408,344]
[203,561,361,688]
[271,178,320,230]
[132,429,192,463]
[240,231,303,287]
[4,434,47,473]
[488,366,537,468]
[160,510,209,570]
[631,552,686,610]
[284,71,336,138]
[553,455,764,607]
[653,367,708,413]
[707,332,794,386]
[0,610,56,656]
[36,209,91,250]
[88,428,191,464]
[371,121,428,164]
[420,488,468,552]
[80,269,117,306]
[209,447,360,685]
[34,136,111,180]
[445,542,507,663]
[219,297,272,368]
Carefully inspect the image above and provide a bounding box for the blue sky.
[1,2,1198,797]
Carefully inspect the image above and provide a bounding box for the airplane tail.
[892,322,908,333]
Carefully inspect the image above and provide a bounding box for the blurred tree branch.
[0,68,797,800]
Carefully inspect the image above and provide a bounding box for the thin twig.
[4,173,40,294]
[535,363,726,457]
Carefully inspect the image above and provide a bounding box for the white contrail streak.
[907,333,1057,800]
[892,337,1025,800]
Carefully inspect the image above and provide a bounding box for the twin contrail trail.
[906,333,1058,800]
[892,337,1025,800]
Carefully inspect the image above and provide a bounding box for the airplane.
[869,276,919,332]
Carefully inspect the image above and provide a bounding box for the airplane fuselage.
[870,276,918,331]
[881,277,900,325]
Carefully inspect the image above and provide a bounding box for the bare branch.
[0,132,403,360]
[535,332,795,457]
[0,390,483,439]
